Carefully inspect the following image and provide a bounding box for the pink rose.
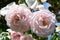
[7,29,23,40]
[5,4,32,32]
[11,33,33,40]
[10,32,21,40]
[7,29,34,40]
[30,9,56,37]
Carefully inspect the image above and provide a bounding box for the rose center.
[42,18,47,26]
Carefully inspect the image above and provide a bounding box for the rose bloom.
[30,9,56,37]
[11,32,21,40]
[11,33,34,40]
[7,29,34,40]
[5,4,32,32]
[9,31,23,40]
[7,29,23,40]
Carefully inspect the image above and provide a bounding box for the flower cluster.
[0,1,56,40]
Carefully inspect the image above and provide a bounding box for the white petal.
[0,7,9,16]
[56,26,60,32]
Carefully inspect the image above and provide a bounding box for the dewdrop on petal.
[31,9,56,37]
[5,3,32,32]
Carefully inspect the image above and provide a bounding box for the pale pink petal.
[5,4,32,32]
[30,9,56,37]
